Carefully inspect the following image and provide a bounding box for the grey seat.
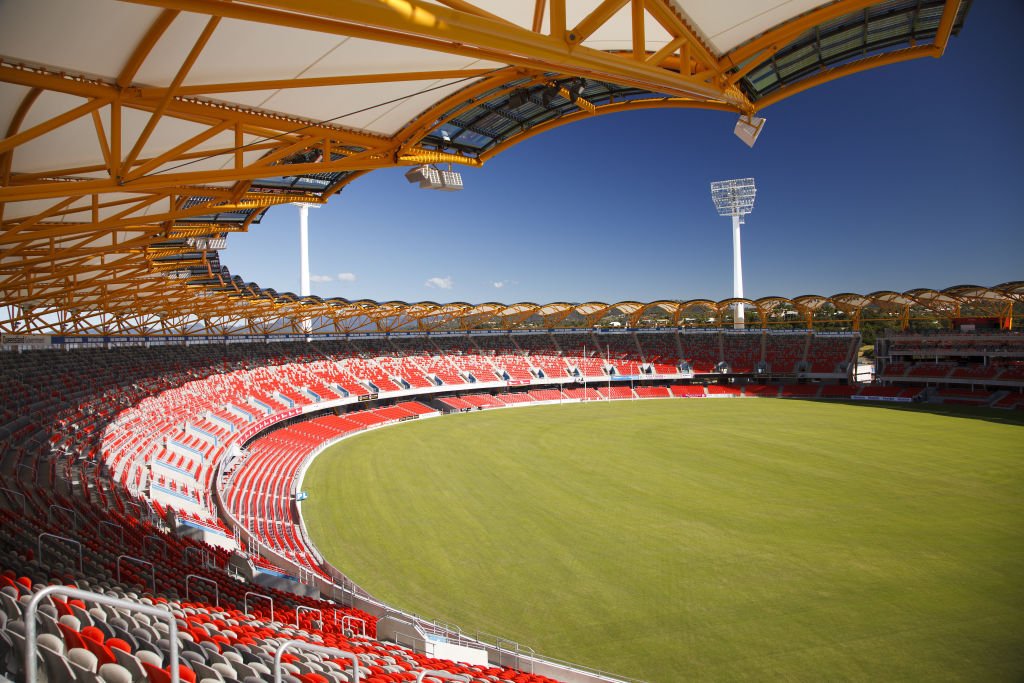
[191,659,224,682]
[0,589,21,620]
[230,660,258,680]
[211,662,237,680]
[37,639,78,683]
[67,646,99,673]
[135,648,163,669]
[4,620,28,679]
[98,662,133,683]
[110,646,148,683]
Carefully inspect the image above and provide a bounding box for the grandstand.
[0,0,1019,681]
[874,329,1024,407]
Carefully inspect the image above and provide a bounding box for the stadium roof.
[0,0,995,336]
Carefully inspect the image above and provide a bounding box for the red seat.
[57,622,88,651]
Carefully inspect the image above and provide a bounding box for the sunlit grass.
[303,400,1024,682]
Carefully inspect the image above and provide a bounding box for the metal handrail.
[272,639,359,683]
[47,504,81,530]
[116,555,156,594]
[26,585,179,683]
[143,533,168,558]
[244,591,273,621]
[295,605,322,628]
[0,486,26,514]
[340,614,367,637]
[37,533,83,571]
[99,519,124,545]
[16,463,36,483]
[185,574,218,606]
[415,671,470,683]
[182,545,209,568]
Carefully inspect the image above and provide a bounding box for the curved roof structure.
[0,0,984,336]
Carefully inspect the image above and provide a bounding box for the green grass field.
[302,400,1024,682]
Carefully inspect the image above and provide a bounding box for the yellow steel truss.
[0,0,978,335]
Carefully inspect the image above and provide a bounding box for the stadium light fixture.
[565,78,586,103]
[405,164,463,192]
[734,114,766,148]
[710,178,756,329]
[508,88,529,108]
[541,84,560,107]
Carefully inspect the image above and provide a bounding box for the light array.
[405,165,463,191]
[710,178,757,217]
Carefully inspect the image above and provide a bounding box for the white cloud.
[309,274,334,283]
[492,281,505,289]
[425,276,454,290]
[337,272,357,282]
[492,279,518,289]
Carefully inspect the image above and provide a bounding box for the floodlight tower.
[710,178,757,329]
[294,202,320,333]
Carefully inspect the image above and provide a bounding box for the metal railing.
[143,533,168,558]
[116,555,156,594]
[37,533,82,572]
[272,639,359,683]
[0,486,26,514]
[415,671,470,683]
[295,605,322,628]
[244,591,273,621]
[99,519,124,545]
[185,574,218,606]
[47,504,81,530]
[339,614,367,637]
[26,585,179,683]
[182,545,210,568]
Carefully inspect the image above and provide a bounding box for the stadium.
[1,1,1022,682]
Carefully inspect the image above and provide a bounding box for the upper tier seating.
[678,334,719,373]
[592,333,643,376]
[557,334,606,378]
[721,335,760,374]
[765,334,805,374]
[470,336,535,382]
[807,335,852,373]
[635,334,681,374]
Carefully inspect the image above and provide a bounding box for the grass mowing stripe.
[301,400,1024,682]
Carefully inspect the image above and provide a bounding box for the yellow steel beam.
[721,0,880,72]
[642,0,718,78]
[432,0,513,25]
[478,95,734,162]
[118,9,180,88]
[631,0,645,61]
[121,15,221,174]
[646,35,686,68]
[0,148,440,202]
[0,98,110,156]
[532,0,547,33]
[123,0,745,106]
[135,68,498,98]
[569,0,631,44]
[548,0,565,37]
[934,0,963,55]
[556,85,596,114]
[754,45,939,111]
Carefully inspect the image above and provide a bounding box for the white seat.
[98,662,133,683]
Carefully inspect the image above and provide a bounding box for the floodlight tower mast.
[294,202,320,333]
[710,178,757,329]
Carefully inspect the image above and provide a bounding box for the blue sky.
[227,0,1023,305]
